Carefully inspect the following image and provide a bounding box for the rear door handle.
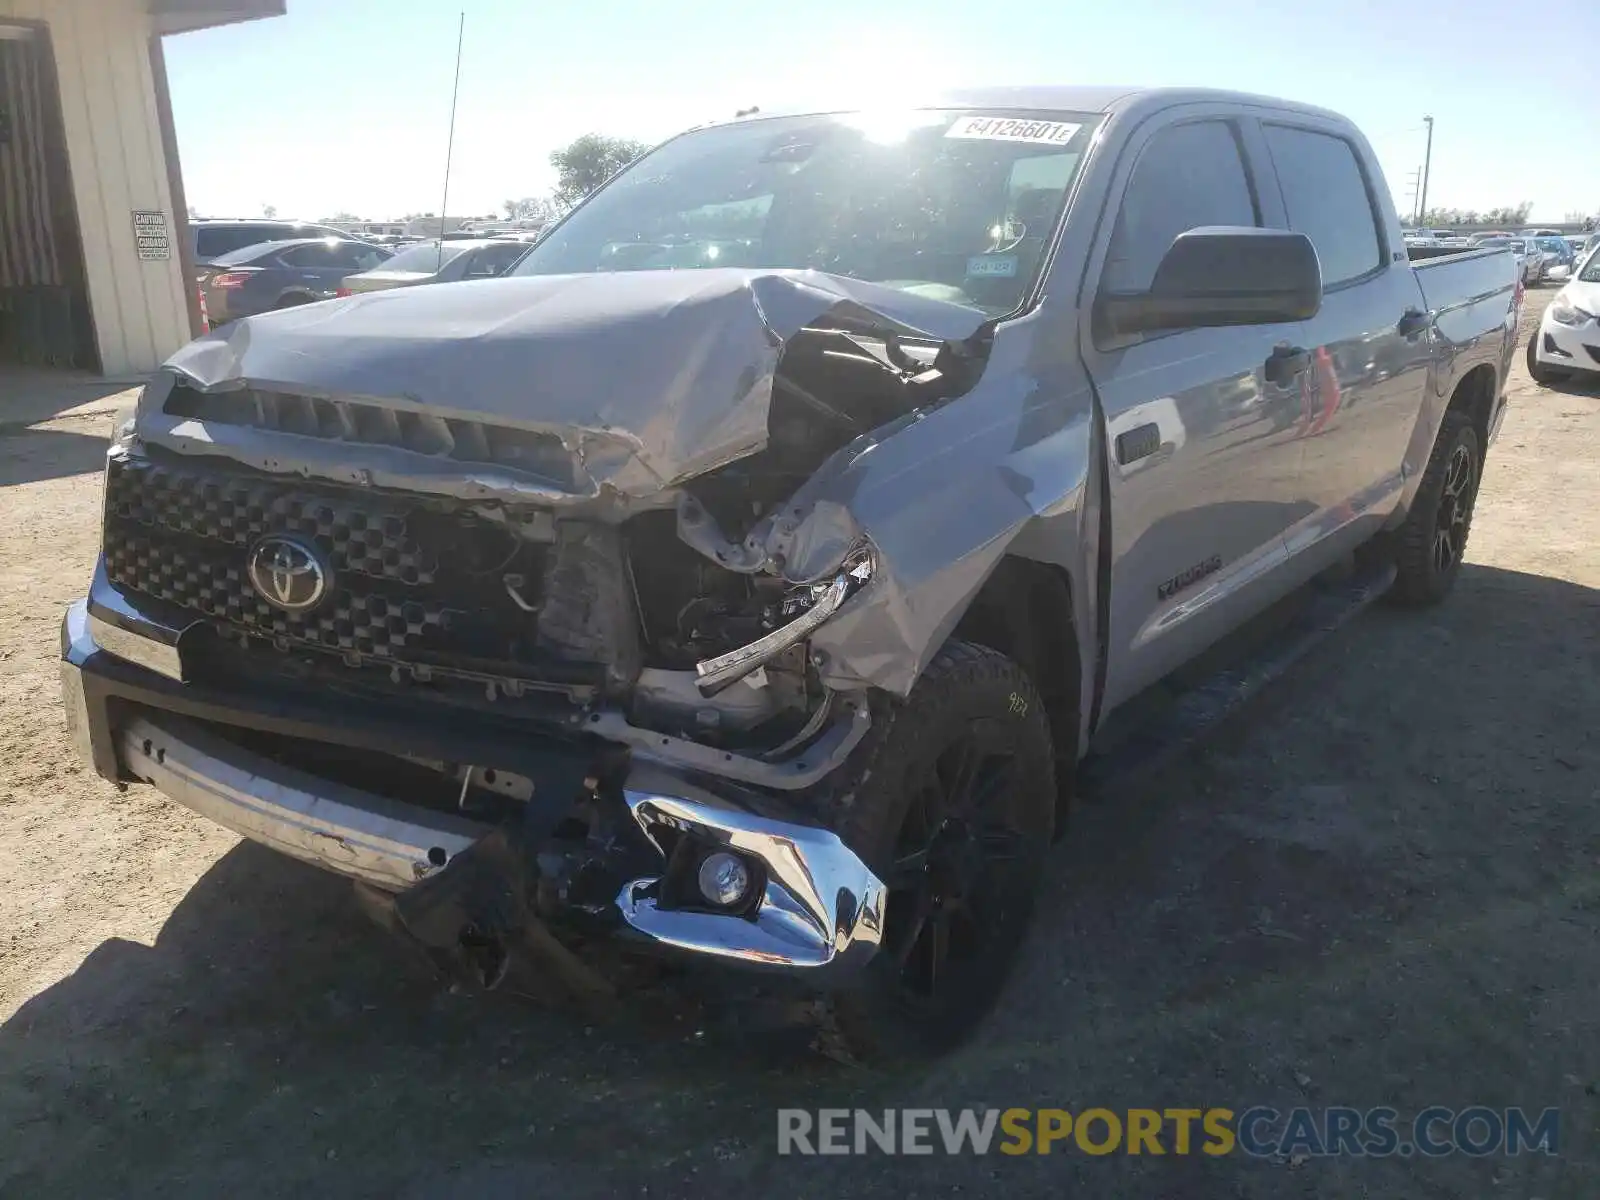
[1398,308,1429,337]
[1264,344,1310,385]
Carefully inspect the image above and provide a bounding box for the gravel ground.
[1,290,1597,1198]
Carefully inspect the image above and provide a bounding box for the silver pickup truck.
[60,86,1518,1060]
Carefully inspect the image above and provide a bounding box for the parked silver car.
[336,238,530,295]
[1476,236,1542,284]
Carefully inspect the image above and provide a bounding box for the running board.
[1077,562,1397,800]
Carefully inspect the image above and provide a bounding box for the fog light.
[697,851,752,907]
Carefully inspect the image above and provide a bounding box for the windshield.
[1579,249,1600,283]
[1507,240,1527,252]
[377,241,472,273]
[512,110,1098,315]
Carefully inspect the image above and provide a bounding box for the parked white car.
[1526,247,1600,384]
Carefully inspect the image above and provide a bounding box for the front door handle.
[1398,308,1429,337]
[1264,344,1311,385]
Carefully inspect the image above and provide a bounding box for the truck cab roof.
[726,85,1350,127]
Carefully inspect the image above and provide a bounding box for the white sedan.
[1527,247,1600,385]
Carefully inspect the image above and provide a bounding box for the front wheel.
[1389,411,1481,606]
[826,641,1057,1062]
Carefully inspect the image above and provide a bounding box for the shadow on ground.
[4,565,1597,1199]
[1542,373,1600,397]
[0,369,138,425]
[0,421,111,488]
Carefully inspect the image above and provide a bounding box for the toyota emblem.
[246,535,329,613]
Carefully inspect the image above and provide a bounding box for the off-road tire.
[1525,333,1567,387]
[824,641,1056,1062]
[1389,410,1481,606]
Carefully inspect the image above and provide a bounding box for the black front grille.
[162,383,579,486]
[101,452,584,691]
[105,454,437,586]
[103,532,446,658]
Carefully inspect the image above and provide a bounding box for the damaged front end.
[90,268,995,985]
[365,766,887,992]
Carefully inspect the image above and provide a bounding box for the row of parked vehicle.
[189,218,539,326]
[1403,227,1597,285]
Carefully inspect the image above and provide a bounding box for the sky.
[165,0,1600,224]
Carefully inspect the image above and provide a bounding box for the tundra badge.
[1158,555,1222,601]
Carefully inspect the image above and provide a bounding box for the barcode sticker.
[945,117,1081,145]
[967,255,1018,278]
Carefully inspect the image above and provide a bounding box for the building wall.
[1,0,192,377]
[0,36,66,292]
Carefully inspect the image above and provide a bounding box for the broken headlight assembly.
[693,543,875,697]
[109,391,143,453]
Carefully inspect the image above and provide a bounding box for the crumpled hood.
[153,268,989,500]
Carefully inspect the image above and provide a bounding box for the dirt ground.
[1,292,1597,1199]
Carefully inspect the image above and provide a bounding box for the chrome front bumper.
[119,712,489,890]
[619,791,885,974]
[60,596,886,979]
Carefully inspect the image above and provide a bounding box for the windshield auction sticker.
[945,117,1082,145]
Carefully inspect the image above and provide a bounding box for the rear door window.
[381,241,471,273]
[291,242,392,271]
[195,224,296,258]
[1262,125,1384,286]
[346,244,392,270]
[277,243,342,268]
[1101,120,1259,294]
[462,243,528,278]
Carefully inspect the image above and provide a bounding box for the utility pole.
[1405,168,1423,225]
[1418,116,1434,225]
[436,11,466,269]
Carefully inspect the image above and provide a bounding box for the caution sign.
[132,210,171,261]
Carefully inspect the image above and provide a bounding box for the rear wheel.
[1526,332,1568,386]
[826,641,1056,1061]
[1389,411,1481,606]
[274,293,314,309]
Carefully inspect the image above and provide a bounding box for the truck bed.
[1409,246,1519,345]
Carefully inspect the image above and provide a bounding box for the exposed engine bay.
[116,281,992,774]
[615,324,976,745]
[445,321,981,753]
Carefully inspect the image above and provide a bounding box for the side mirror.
[1098,227,1323,337]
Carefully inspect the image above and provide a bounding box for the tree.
[186,204,199,219]
[502,196,558,222]
[1476,202,1532,226]
[549,134,647,210]
[262,204,278,218]
[1419,203,1531,228]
